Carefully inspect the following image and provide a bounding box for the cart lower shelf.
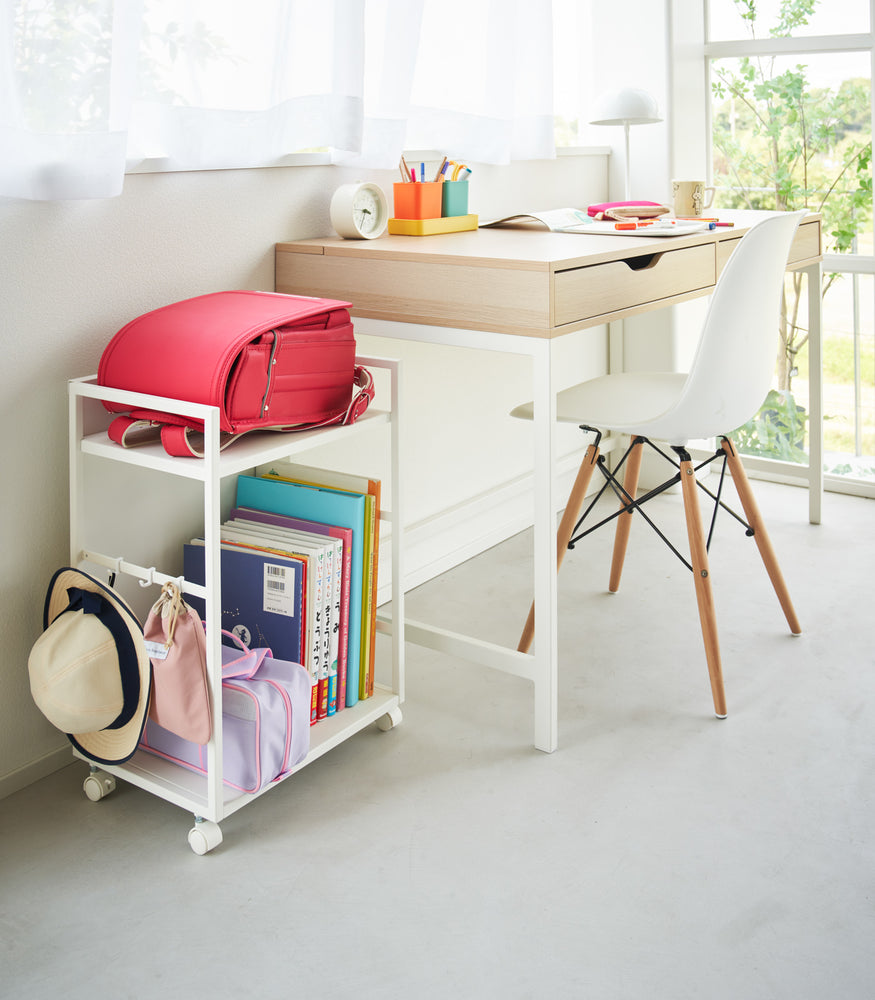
[74,687,402,853]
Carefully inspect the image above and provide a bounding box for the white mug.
[672,180,715,217]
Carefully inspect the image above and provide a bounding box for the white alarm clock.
[329,181,389,240]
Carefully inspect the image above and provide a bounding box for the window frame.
[701,0,875,498]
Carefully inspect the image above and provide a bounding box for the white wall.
[0,151,609,797]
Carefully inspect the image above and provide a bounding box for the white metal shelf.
[72,687,400,817]
[77,409,388,480]
[67,355,405,853]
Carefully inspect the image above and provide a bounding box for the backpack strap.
[343,365,376,425]
[109,366,376,457]
[108,416,163,448]
[159,425,243,458]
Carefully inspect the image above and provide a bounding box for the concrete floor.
[2,479,873,1000]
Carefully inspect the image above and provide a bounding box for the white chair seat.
[511,371,688,440]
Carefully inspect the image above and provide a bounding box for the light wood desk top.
[276,210,822,338]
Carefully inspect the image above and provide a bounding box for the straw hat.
[28,568,151,765]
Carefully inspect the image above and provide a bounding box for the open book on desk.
[481,208,713,238]
[480,208,593,233]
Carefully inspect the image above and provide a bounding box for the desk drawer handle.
[624,253,664,272]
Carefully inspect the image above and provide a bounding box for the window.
[706,0,875,490]
[2,1,564,200]
[553,0,594,146]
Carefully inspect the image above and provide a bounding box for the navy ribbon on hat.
[66,586,141,730]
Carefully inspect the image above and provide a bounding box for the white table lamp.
[590,88,662,201]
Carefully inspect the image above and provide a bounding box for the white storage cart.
[67,355,404,854]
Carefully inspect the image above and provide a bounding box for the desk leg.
[531,341,559,753]
[806,261,823,525]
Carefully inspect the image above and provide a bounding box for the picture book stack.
[183,462,381,724]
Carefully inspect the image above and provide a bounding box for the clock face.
[330,182,389,239]
[352,187,385,236]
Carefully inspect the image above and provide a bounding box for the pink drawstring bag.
[144,582,212,744]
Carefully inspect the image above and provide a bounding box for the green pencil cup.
[441,181,468,218]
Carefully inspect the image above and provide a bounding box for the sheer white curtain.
[342,0,556,168]
[0,1,144,200]
[1,0,555,201]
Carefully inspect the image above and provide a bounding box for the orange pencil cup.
[393,182,442,220]
[441,181,468,217]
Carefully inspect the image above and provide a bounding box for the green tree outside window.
[711,0,872,466]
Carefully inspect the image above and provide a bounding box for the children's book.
[226,519,338,719]
[230,507,352,713]
[183,542,305,666]
[236,475,367,708]
[216,524,328,724]
[481,207,711,237]
[479,208,594,232]
[255,460,381,699]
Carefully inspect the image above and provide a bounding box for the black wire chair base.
[567,433,753,574]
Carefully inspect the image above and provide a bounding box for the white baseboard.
[377,449,591,603]
[0,745,75,801]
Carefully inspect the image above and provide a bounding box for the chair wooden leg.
[679,457,728,718]
[608,437,644,593]
[721,438,802,635]
[518,443,600,653]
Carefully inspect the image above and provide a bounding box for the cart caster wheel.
[83,771,116,802]
[376,706,402,732]
[188,819,223,855]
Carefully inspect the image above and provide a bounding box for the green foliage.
[12,1,115,131]
[711,0,872,261]
[12,1,232,132]
[712,0,872,467]
[729,389,809,463]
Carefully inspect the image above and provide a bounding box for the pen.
[676,217,721,229]
[433,156,448,182]
[420,162,425,182]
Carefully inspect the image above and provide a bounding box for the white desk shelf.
[67,356,404,854]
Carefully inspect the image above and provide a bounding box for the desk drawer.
[788,219,821,265]
[717,218,822,275]
[553,244,715,326]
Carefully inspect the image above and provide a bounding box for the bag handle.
[217,628,272,680]
[150,580,186,649]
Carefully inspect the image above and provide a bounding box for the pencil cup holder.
[441,181,468,218]
[393,182,443,220]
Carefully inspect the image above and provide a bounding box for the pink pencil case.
[588,201,670,220]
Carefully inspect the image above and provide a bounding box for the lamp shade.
[589,88,662,126]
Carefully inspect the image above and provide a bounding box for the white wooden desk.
[276,209,823,752]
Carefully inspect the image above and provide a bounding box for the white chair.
[511,211,807,718]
